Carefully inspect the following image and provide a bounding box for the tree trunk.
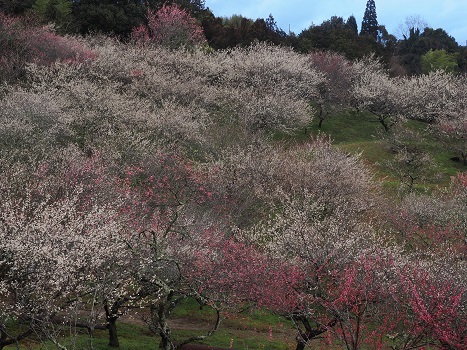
[295,329,327,350]
[0,326,7,350]
[154,293,175,350]
[379,118,390,132]
[107,319,120,348]
[295,335,307,350]
[293,316,338,350]
[104,300,122,348]
[295,342,306,350]
[293,317,330,350]
[318,104,324,129]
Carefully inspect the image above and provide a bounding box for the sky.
[204,0,467,45]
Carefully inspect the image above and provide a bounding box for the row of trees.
[1,29,467,349]
[0,0,207,36]
[1,0,466,75]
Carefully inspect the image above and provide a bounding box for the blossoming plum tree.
[308,51,352,128]
[0,151,131,349]
[131,4,206,49]
[114,153,245,349]
[350,55,405,132]
[0,13,94,82]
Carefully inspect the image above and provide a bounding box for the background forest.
[1,1,467,350]
[1,0,467,75]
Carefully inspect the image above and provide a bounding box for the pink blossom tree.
[116,153,234,350]
[131,4,206,49]
[308,51,352,128]
[0,13,94,81]
[182,228,303,314]
[392,266,467,350]
[317,254,398,350]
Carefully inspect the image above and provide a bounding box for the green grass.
[18,323,155,350]
[22,319,297,350]
[169,298,297,349]
[309,109,383,144]
[19,298,297,350]
[275,108,466,193]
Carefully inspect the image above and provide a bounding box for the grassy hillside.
[274,108,466,195]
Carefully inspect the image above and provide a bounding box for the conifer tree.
[346,15,358,34]
[360,0,378,39]
[32,0,73,32]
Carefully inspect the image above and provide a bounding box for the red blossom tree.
[393,266,467,350]
[318,254,394,350]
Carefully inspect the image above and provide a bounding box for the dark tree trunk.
[318,118,324,129]
[379,118,390,132]
[104,298,130,348]
[318,104,324,129]
[158,302,174,350]
[293,316,337,350]
[295,329,327,350]
[0,326,7,349]
[295,337,307,350]
[107,318,119,348]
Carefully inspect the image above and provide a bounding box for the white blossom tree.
[0,151,132,349]
[350,55,406,132]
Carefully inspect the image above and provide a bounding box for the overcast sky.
[204,0,467,45]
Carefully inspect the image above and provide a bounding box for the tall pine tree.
[360,0,378,39]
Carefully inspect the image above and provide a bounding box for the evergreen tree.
[360,0,378,39]
[265,13,278,32]
[32,0,73,33]
[72,0,146,37]
[346,15,358,34]
[0,0,35,15]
